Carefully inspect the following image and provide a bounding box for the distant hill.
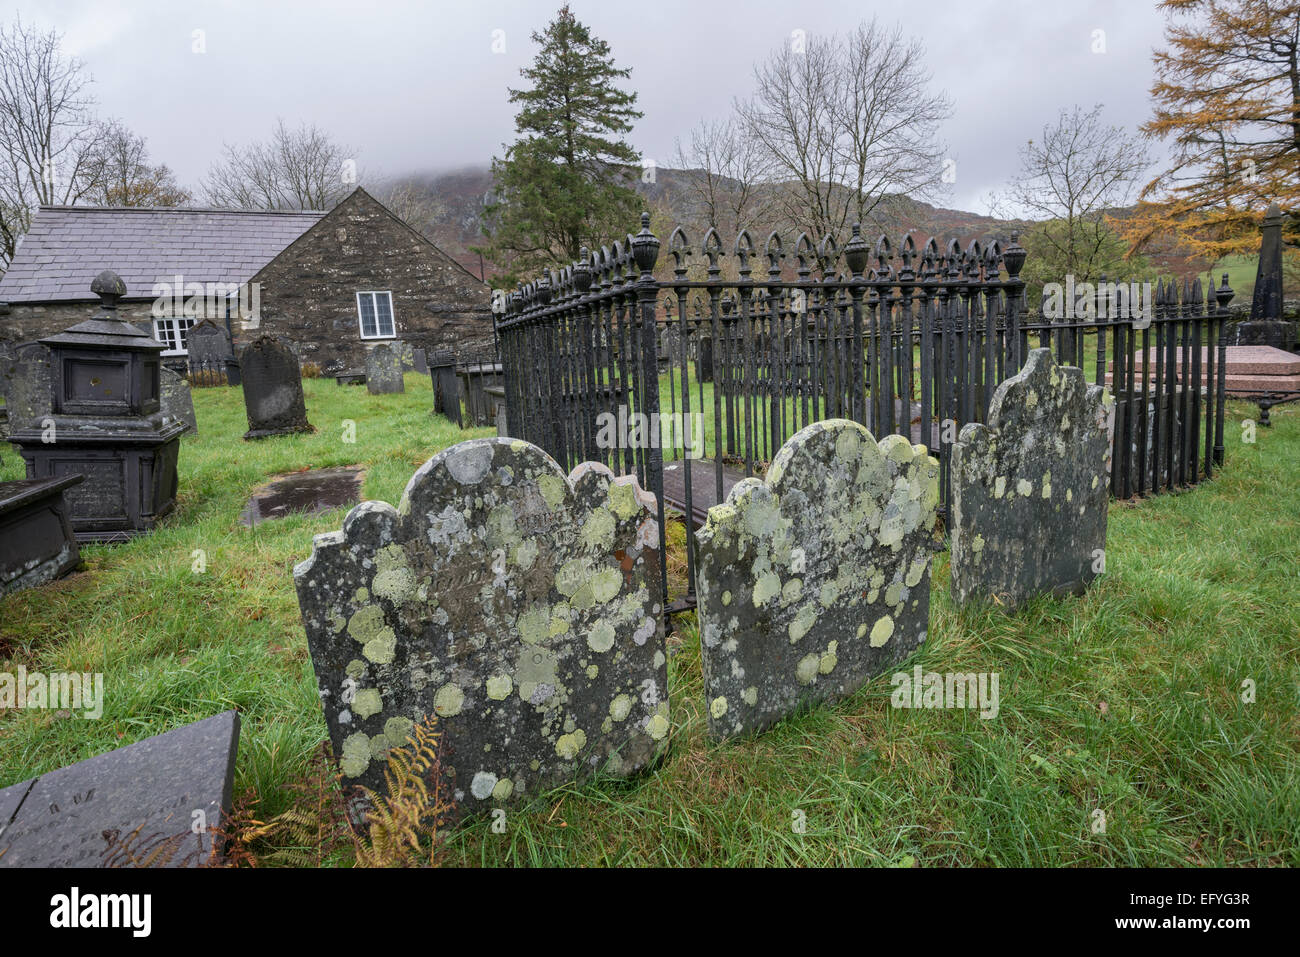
[395,164,1210,282]
[382,164,1033,282]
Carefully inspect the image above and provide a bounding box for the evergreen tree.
[478,6,643,282]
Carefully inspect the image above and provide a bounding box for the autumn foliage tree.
[1123,0,1300,260]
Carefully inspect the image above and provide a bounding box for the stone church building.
[0,188,494,373]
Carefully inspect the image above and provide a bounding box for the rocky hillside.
[383,164,1027,281]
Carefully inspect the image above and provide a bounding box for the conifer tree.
[479,6,643,281]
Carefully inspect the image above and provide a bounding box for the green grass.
[1,375,1296,867]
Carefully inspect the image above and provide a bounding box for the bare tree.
[80,119,192,207]
[737,18,952,247]
[672,116,776,238]
[0,16,100,265]
[375,178,446,238]
[203,119,359,210]
[989,104,1150,282]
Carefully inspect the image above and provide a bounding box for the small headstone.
[951,348,1115,609]
[0,711,240,868]
[294,437,667,817]
[429,350,462,427]
[695,419,940,739]
[1,342,52,432]
[364,342,405,395]
[160,367,197,435]
[412,348,429,375]
[185,318,233,366]
[239,335,312,440]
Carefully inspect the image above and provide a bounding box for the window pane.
[358,293,377,337]
[177,318,195,353]
[376,292,394,337]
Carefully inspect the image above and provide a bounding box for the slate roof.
[0,205,326,303]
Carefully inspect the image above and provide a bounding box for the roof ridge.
[35,205,328,216]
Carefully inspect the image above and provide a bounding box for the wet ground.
[239,466,366,527]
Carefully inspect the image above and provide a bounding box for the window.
[356,291,396,339]
[154,317,196,355]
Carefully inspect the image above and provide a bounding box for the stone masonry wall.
[247,188,495,374]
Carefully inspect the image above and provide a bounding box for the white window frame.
[154,316,196,356]
[356,291,396,340]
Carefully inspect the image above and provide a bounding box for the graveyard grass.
[1,376,1296,867]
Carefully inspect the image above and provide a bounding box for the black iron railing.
[498,214,1232,607]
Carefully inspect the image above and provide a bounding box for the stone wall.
[1,300,159,344]
[248,188,495,374]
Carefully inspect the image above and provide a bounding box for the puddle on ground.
[239,466,366,527]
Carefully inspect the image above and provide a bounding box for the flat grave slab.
[240,466,365,527]
[0,711,240,868]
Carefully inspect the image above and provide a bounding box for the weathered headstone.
[412,347,429,375]
[695,419,940,739]
[951,348,1115,609]
[186,318,233,366]
[0,711,240,868]
[429,350,462,427]
[160,366,197,435]
[240,335,312,440]
[294,437,667,816]
[364,342,405,395]
[1,342,52,432]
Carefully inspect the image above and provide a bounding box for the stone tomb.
[240,335,313,440]
[0,711,240,868]
[294,438,667,814]
[0,475,83,598]
[694,419,940,739]
[160,366,197,435]
[364,341,405,395]
[951,348,1115,610]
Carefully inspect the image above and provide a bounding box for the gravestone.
[1231,203,1296,350]
[951,348,1115,609]
[429,350,462,427]
[186,318,233,366]
[240,335,313,440]
[412,348,429,375]
[1,342,52,432]
[0,711,240,867]
[240,466,364,527]
[695,419,940,739]
[160,367,197,435]
[365,342,405,395]
[294,437,667,816]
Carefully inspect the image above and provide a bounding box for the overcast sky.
[11,0,1171,215]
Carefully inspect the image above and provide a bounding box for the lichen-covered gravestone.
[294,437,668,817]
[240,335,312,440]
[695,419,940,739]
[364,342,405,395]
[160,367,197,435]
[951,348,1115,610]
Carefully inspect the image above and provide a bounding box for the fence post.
[1213,274,1234,467]
[630,214,668,605]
